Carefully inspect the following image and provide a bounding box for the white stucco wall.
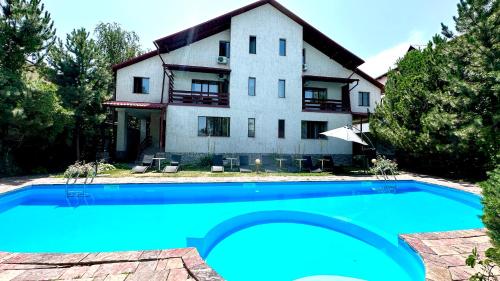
[303,42,382,113]
[114,3,382,156]
[165,4,353,155]
[349,72,382,114]
[161,30,231,69]
[115,56,164,103]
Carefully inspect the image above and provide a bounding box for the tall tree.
[0,0,62,175]
[48,28,111,161]
[370,0,499,178]
[94,22,142,67]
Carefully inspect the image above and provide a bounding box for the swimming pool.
[0,180,482,281]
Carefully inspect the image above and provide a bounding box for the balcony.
[164,64,231,108]
[302,75,358,113]
[302,98,346,112]
[169,90,229,107]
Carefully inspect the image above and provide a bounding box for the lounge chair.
[211,155,224,173]
[239,155,252,173]
[286,155,300,173]
[322,155,335,172]
[131,154,154,173]
[163,154,182,173]
[262,155,278,173]
[303,155,322,173]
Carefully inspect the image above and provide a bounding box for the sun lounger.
[304,155,322,173]
[239,155,252,173]
[131,154,154,173]
[262,155,278,173]
[162,154,182,173]
[211,155,224,173]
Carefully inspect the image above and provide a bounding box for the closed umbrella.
[320,126,368,145]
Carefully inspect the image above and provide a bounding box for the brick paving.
[0,248,222,281]
[0,173,490,281]
[401,229,498,281]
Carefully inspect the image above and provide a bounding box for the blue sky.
[43,0,458,76]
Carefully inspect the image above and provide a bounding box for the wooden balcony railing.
[169,90,229,107]
[302,98,349,112]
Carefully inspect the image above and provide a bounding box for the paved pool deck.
[0,173,495,281]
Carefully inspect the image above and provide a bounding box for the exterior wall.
[115,56,164,103]
[349,72,382,114]
[161,30,231,69]
[114,4,383,157]
[303,42,382,113]
[165,4,352,156]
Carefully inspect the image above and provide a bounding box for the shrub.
[369,155,398,176]
[97,163,116,173]
[481,166,500,264]
[63,162,96,179]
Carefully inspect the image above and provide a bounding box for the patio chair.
[131,154,154,173]
[163,154,182,173]
[322,155,335,172]
[303,155,322,173]
[262,155,278,173]
[239,155,252,173]
[286,155,300,173]
[211,154,224,173]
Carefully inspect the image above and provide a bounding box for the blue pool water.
[0,181,482,281]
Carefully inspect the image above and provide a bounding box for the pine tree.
[48,28,111,161]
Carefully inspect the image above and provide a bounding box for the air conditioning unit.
[217,56,228,64]
[302,63,308,72]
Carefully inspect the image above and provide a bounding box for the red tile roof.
[102,101,167,109]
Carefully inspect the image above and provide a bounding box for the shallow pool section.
[0,181,482,281]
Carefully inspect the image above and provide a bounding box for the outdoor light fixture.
[255,158,261,173]
[371,159,377,164]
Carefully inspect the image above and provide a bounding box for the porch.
[103,101,167,161]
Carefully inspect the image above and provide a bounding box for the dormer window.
[133,77,149,94]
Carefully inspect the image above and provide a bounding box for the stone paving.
[401,229,498,281]
[0,173,490,281]
[0,248,222,281]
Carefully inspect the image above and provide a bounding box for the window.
[198,117,230,137]
[302,48,306,64]
[278,79,286,98]
[248,118,255,138]
[359,92,370,106]
[248,77,256,96]
[191,80,220,93]
[249,36,256,54]
[133,77,149,94]
[301,121,327,139]
[304,88,327,101]
[219,41,230,57]
[278,119,285,138]
[279,39,286,56]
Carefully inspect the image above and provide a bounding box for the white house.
[104,0,384,164]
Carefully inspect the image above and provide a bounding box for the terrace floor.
[0,173,494,281]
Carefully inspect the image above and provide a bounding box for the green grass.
[51,163,371,179]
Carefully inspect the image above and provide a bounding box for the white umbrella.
[320,126,368,146]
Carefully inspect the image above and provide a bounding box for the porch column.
[116,109,128,160]
[139,119,147,143]
[150,113,160,148]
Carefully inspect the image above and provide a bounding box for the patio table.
[226,157,237,171]
[152,157,166,171]
[295,158,306,171]
[318,158,330,171]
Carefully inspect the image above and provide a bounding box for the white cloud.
[358,31,427,78]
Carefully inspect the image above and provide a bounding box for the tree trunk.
[75,118,80,161]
